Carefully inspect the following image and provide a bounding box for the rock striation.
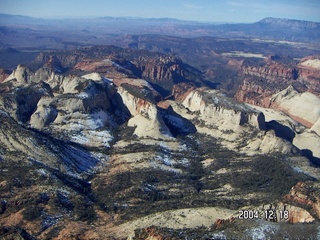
[268,85,320,128]
[236,56,320,130]
[171,85,299,155]
[0,46,319,239]
[181,88,266,131]
[282,182,320,221]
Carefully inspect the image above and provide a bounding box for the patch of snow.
[57,110,115,131]
[159,141,169,149]
[71,130,113,148]
[156,155,173,166]
[36,168,49,177]
[293,166,303,173]
[54,68,62,73]
[180,158,189,165]
[0,110,9,117]
[103,59,126,71]
[246,222,279,240]
[71,133,89,145]
[85,110,113,130]
[64,122,86,131]
[151,161,181,173]
[221,51,265,59]
[102,76,113,83]
[59,144,99,175]
[210,232,227,240]
[77,92,90,99]
[179,144,188,151]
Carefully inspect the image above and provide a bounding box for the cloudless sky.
[0,0,319,23]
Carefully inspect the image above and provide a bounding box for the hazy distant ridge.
[0,14,319,45]
[258,17,320,29]
[0,13,319,25]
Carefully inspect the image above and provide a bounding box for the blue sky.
[0,0,319,23]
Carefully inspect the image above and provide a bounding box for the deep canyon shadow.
[266,120,295,143]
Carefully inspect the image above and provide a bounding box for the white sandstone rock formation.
[118,86,172,139]
[170,88,297,155]
[181,89,266,131]
[250,104,320,158]
[269,85,320,127]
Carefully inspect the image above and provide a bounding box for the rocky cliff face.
[0,111,100,176]
[171,86,300,155]
[117,85,172,139]
[252,181,320,224]
[236,56,320,128]
[33,46,203,95]
[0,46,318,239]
[134,56,187,91]
[282,182,320,221]
[237,56,320,96]
[268,85,320,128]
[181,88,266,131]
[240,61,298,81]
[0,68,10,83]
[35,52,84,69]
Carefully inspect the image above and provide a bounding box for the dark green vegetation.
[0,159,97,237]
[0,113,315,238]
[92,133,312,223]
[1,15,319,239]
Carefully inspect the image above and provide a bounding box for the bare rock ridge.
[117,85,172,139]
[2,50,312,158]
[1,48,303,161]
[236,56,320,127]
[179,87,266,131]
[170,84,301,156]
[240,59,298,81]
[0,112,100,176]
[0,45,319,239]
[269,85,320,128]
[32,46,203,94]
[236,55,320,100]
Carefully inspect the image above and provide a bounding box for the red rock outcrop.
[133,56,187,90]
[35,52,84,68]
[134,227,166,240]
[42,55,64,72]
[235,77,277,107]
[0,68,11,83]
[297,56,320,95]
[172,82,196,102]
[282,182,320,220]
[240,61,298,81]
[235,56,320,107]
[252,182,320,224]
[213,217,235,230]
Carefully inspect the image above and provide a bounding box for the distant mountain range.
[0,13,319,44]
[258,17,320,28]
[0,13,319,26]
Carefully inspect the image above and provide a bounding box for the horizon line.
[1,13,319,25]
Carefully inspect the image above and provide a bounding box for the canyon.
[0,15,320,239]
